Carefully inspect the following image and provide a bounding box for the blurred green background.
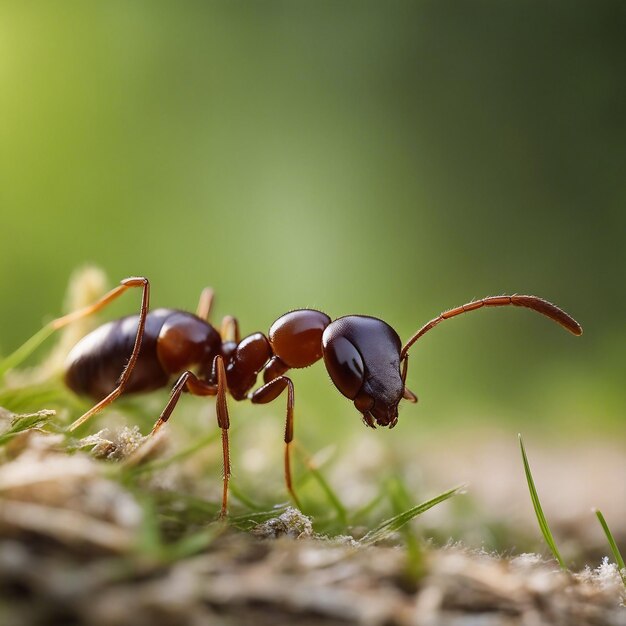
[0,0,624,444]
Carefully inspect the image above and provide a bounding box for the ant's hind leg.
[249,377,299,508]
[0,276,150,379]
[53,277,148,331]
[67,277,151,432]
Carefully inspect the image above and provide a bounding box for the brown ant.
[49,277,582,516]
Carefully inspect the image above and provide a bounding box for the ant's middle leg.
[68,277,151,432]
[150,370,217,435]
[249,376,299,508]
[150,357,232,518]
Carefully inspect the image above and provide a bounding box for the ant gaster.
[56,277,582,516]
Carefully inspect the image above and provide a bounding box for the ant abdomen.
[64,308,222,401]
[65,309,173,400]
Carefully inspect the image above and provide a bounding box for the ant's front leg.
[249,377,299,508]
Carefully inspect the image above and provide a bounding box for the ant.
[46,276,582,517]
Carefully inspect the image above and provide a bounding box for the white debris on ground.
[79,425,147,459]
[251,506,314,539]
[76,423,170,467]
[576,557,626,593]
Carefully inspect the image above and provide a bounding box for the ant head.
[322,316,404,428]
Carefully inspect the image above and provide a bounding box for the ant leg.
[52,277,148,330]
[150,371,217,435]
[150,357,231,518]
[0,276,149,379]
[213,355,232,518]
[196,287,215,322]
[220,316,240,343]
[67,277,151,432]
[262,356,289,383]
[195,286,240,342]
[249,377,299,508]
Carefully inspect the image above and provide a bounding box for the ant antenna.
[401,295,582,359]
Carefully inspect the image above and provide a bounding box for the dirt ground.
[0,421,624,626]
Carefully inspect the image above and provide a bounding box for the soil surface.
[0,411,624,625]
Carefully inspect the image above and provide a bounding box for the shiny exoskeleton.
[58,277,583,516]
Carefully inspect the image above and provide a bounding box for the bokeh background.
[0,1,624,548]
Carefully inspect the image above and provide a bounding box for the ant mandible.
[52,277,582,517]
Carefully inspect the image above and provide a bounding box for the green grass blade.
[0,323,56,379]
[306,463,348,526]
[386,476,426,579]
[518,434,567,570]
[359,484,463,546]
[163,522,226,562]
[0,410,55,445]
[295,445,348,525]
[229,482,266,510]
[134,495,164,559]
[350,491,385,525]
[0,383,77,414]
[593,508,626,585]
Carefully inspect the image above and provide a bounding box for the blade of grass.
[153,491,221,524]
[518,434,567,570]
[0,410,56,445]
[593,508,626,585]
[360,484,463,546]
[387,476,425,579]
[349,491,385,525]
[163,522,226,562]
[296,444,348,526]
[229,482,265,510]
[0,323,56,380]
[306,463,348,526]
[134,495,164,559]
[0,383,75,414]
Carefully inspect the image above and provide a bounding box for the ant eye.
[322,335,365,399]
